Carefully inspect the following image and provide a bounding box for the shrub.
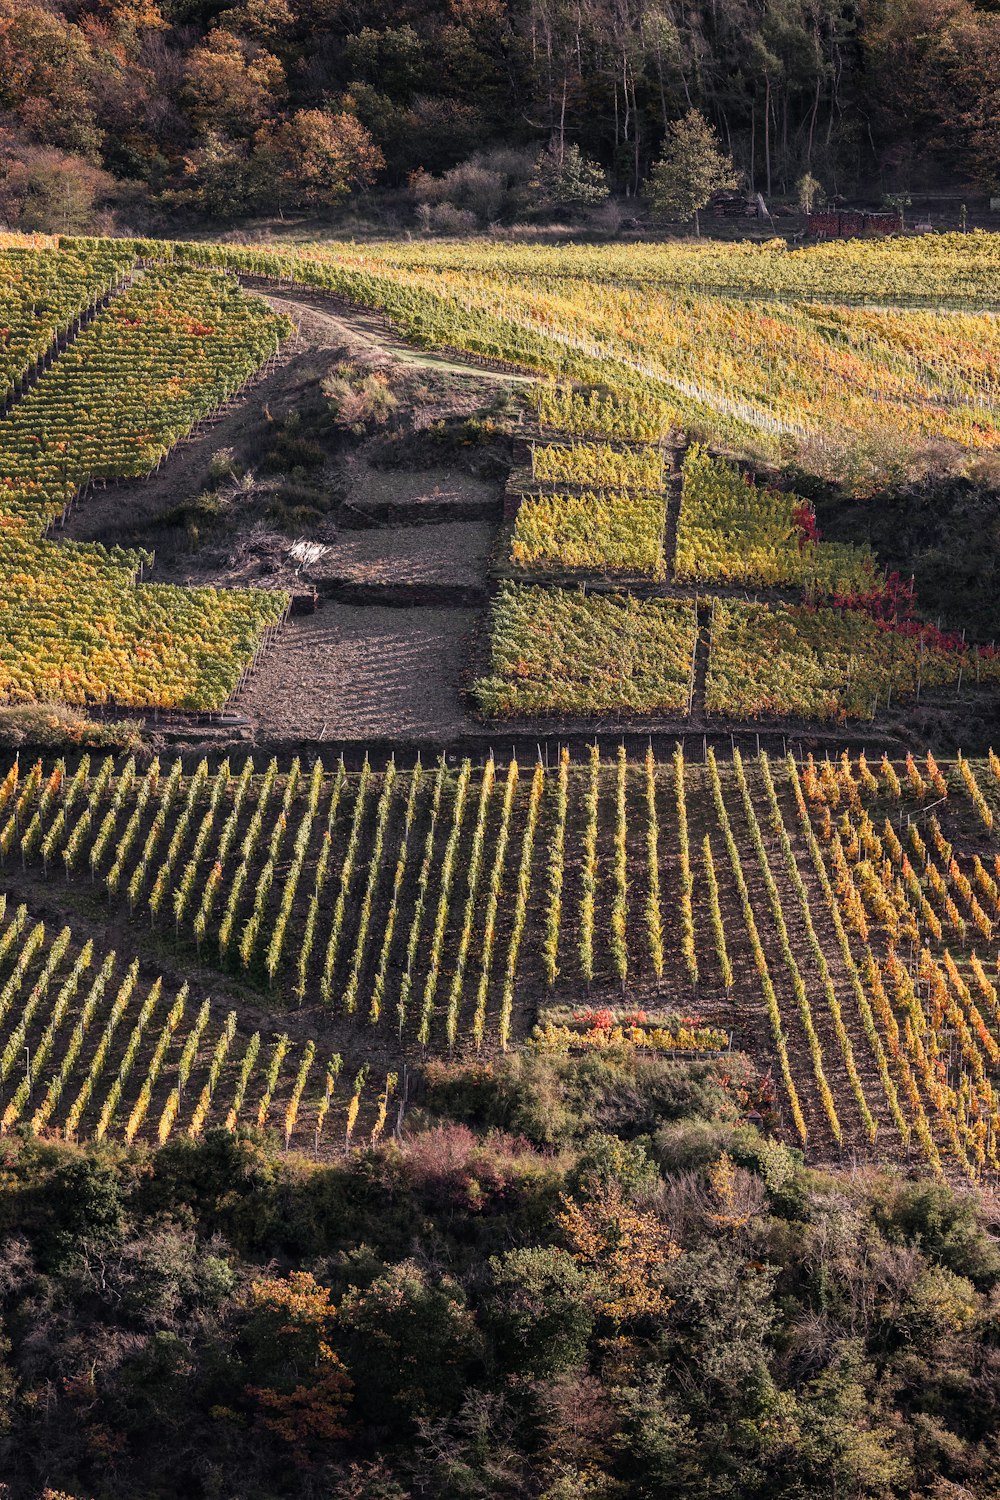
[336,1260,483,1427]
[423,1053,740,1147]
[484,1247,596,1377]
[0,704,141,751]
[875,1181,1000,1283]
[415,201,478,235]
[570,1131,660,1197]
[208,446,238,482]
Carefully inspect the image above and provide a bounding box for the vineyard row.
[2,747,1000,1173]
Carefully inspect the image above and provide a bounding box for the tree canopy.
[646,110,741,234]
[0,0,997,229]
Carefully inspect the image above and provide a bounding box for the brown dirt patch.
[338,454,500,518]
[238,604,481,740]
[312,521,493,589]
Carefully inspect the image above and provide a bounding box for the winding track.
[252,285,539,383]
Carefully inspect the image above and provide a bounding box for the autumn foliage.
[243,1271,353,1445]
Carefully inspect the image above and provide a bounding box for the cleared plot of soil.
[239,604,481,740]
[340,455,500,520]
[312,520,493,589]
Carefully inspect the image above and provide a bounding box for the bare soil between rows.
[238,606,482,741]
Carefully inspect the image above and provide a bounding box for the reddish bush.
[792,501,820,549]
[401,1122,545,1211]
[573,1008,615,1032]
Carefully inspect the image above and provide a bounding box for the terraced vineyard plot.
[0,533,286,708]
[530,441,666,489]
[262,231,1000,309]
[705,599,1000,722]
[0,903,392,1153]
[476,582,999,728]
[509,485,667,578]
[3,745,1000,1175]
[694,746,1000,1177]
[782,748,1000,1178]
[0,249,291,711]
[0,243,133,400]
[675,444,878,594]
[0,748,756,1044]
[142,234,1000,457]
[533,382,678,444]
[0,753,545,1053]
[1,263,289,531]
[475,584,697,718]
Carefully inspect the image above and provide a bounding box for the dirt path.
[662,449,683,581]
[255,287,539,384]
[690,603,712,721]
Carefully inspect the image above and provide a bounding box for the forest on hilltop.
[2,0,1000,232]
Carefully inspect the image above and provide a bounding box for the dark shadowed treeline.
[0,0,998,230]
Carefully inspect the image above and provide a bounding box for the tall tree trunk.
[826,42,843,150]
[764,73,772,198]
[806,73,820,168]
[750,103,756,193]
[621,45,631,157]
[781,89,788,193]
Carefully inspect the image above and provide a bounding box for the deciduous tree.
[254,109,383,214]
[646,108,740,234]
[0,3,102,158]
[558,1179,681,1324]
[336,1260,482,1427]
[183,29,285,139]
[530,141,610,209]
[0,138,117,232]
[485,1246,596,1377]
[242,1270,353,1446]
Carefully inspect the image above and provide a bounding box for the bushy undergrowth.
[2,1052,999,1500]
[0,704,141,751]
